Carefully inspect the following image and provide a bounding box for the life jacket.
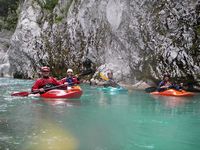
[42,83,56,89]
[66,77,74,86]
[39,77,58,89]
[31,77,60,92]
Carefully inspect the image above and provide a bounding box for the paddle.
[145,87,157,93]
[11,84,67,97]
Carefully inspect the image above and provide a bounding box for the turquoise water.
[0,77,200,150]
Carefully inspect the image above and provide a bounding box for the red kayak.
[150,89,194,97]
[40,86,83,99]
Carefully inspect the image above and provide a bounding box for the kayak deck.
[150,89,194,97]
[40,86,82,99]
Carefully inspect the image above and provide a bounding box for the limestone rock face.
[0,30,13,77]
[8,1,42,78]
[1,0,199,84]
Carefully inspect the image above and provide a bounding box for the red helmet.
[40,66,50,72]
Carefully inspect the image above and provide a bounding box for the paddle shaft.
[31,84,68,94]
[11,83,68,96]
[145,87,157,93]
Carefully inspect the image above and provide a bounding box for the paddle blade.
[145,87,157,93]
[11,91,30,97]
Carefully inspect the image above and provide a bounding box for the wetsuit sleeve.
[73,77,80,84]
[77,78,80,84]
[157,81,168,92]
[31,79,41,92]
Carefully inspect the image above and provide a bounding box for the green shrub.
[0,0,19,30]
[55,16,63,23]
[43,0,58,11]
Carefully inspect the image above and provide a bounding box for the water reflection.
[33,99,81,107]
[1,79,200,150]
[2,101,79,150]
[23,119,79,150]
[151,95,192,108]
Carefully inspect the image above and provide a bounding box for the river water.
[0,77,200,150]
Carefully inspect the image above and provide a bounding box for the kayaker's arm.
[38,88,45,93]
[157,81,168,92]
[31,79,42,92]
[72,76,80,85]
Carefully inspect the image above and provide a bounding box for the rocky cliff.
[0,0,200,85]
[0,0,19,77]
[0,30,12,77]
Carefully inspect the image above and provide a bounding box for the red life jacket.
[31,77,60,92]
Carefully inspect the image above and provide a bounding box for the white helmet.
[67,68,73,73]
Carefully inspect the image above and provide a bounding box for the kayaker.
[157,73,182,92]
[80,58,95,77]
[31,66,62,93]
[98,71,119,87]
[60,69,80,86]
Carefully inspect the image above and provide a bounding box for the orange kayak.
[150,89,194,97]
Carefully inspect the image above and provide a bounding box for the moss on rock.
[0,0,19,31]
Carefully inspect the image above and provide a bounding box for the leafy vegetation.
[36,0,58,11]
[44,0,58,11]
[0,0,19,31]
[54,16,63,23]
